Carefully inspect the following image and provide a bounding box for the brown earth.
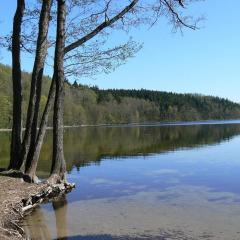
[0,175,47,239]
[0,173,74,240]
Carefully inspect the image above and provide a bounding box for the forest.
[1,63,240,129]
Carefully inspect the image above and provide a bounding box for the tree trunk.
[24,76,56,182]
[20,0,52,170]
[9,0,25,170]
[48,0,67,184]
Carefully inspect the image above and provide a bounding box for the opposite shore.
[1,119,240,132]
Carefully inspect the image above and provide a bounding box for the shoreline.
[1,119,240,132]
[0,174,74,240]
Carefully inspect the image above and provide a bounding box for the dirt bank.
[0,175,74,240]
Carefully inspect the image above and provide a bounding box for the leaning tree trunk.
[9,0,25,170]
[20,0,52,170]
[24,76,56,182]
[48,0,67,184]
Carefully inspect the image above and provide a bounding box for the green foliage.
[0,63,240,129]
[93,88,240,122]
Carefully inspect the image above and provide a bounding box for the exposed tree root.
[0,169,24,179]
[47,173,67,185]
[21,181,75,213]
[22,174,40,184]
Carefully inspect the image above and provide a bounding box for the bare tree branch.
[64,0,139,54]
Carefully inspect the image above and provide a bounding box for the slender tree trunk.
[9,0,25,170]
[20,0,52,170]
[48,0,67,184]
[24,76,56,182]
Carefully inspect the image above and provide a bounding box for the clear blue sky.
[1,1,240,102]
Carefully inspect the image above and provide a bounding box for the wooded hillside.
[1,63,240,128]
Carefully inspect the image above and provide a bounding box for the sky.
[1,0,240,102]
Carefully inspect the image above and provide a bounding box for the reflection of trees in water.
[23,207,52,240]
[12,124,240,240]
[23,195,68,240]
[39,124,240,172]
[1,124,240,171]
[53,195,68,240]
[24,194,201,240]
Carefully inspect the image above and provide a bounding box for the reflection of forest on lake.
[1,123,240,174]
[21,122,240,240]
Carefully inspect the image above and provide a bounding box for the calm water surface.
[1,121,240,239]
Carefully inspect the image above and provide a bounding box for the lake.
[1,120,240,239]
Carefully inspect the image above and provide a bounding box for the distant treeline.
[0,63,240,128]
